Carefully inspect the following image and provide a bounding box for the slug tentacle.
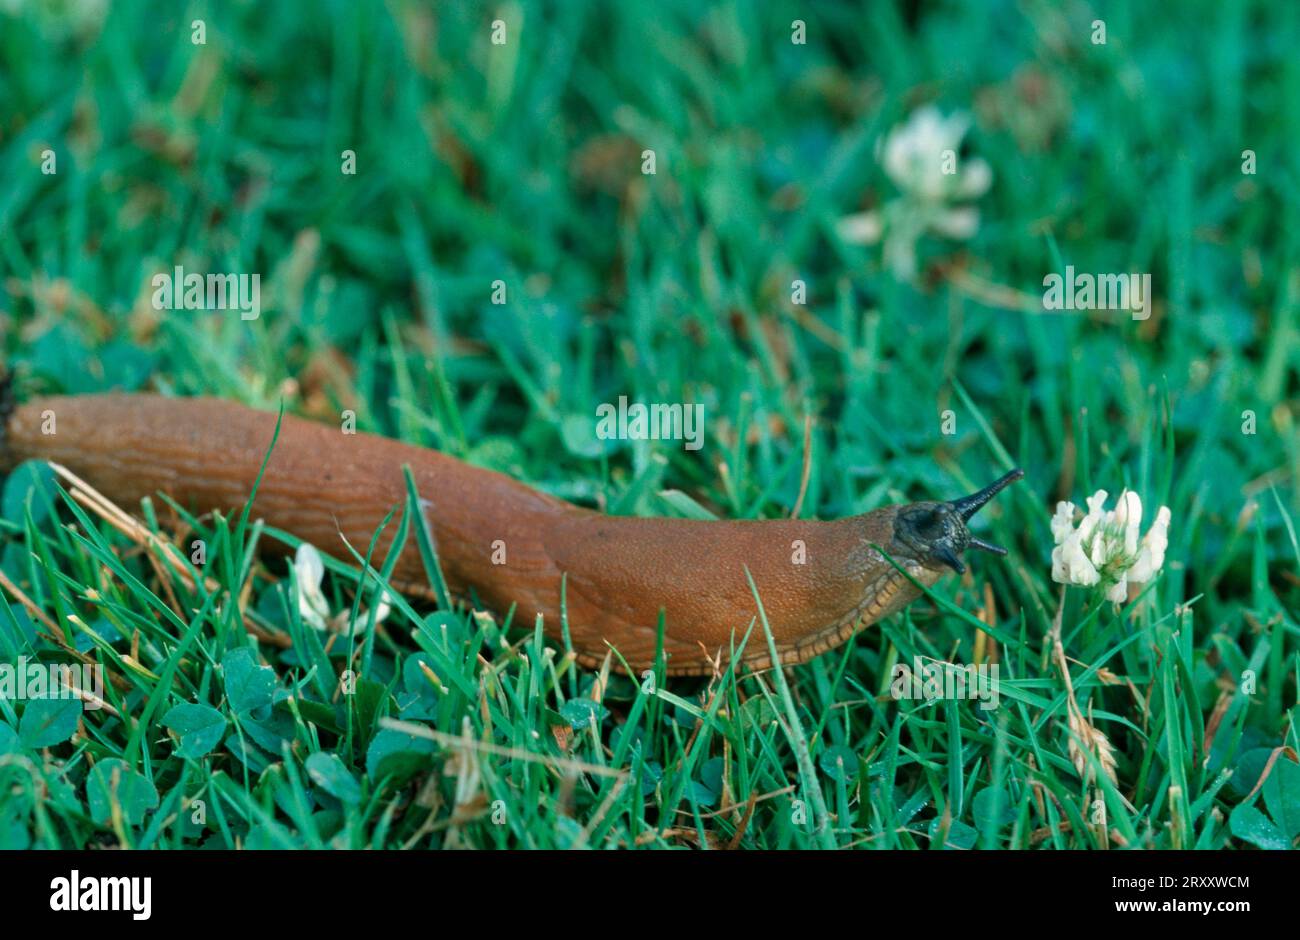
[949,468,1025,522]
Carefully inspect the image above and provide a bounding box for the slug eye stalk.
[949,468,1025,522]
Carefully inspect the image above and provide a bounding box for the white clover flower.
[293,543,391,635]
[838,106,993,280]
[295,543,332,631]
[1050,490,1171,603]
[878,107,992,202]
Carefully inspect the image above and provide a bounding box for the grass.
[1,0,1298,849]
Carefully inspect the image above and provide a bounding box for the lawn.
[0,0,1297,849]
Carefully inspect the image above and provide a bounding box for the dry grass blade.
[1049,586,1118,787]
[1066,703,1118,786]
[46,461,290,648]
[380,717,629,780]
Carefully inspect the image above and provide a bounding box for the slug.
[0,388,1022,676]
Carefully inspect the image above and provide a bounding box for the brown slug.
[0,388,1022,676]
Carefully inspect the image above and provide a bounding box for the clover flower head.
[878,106,992,203]
[1050,490,1170,603]
[294,543,391,635]
[837,106,992,280]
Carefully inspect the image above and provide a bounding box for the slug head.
[892,469,1024,574]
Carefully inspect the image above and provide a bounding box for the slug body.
[1,393,1021,675]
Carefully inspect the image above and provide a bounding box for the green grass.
[1,0,1298,849]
